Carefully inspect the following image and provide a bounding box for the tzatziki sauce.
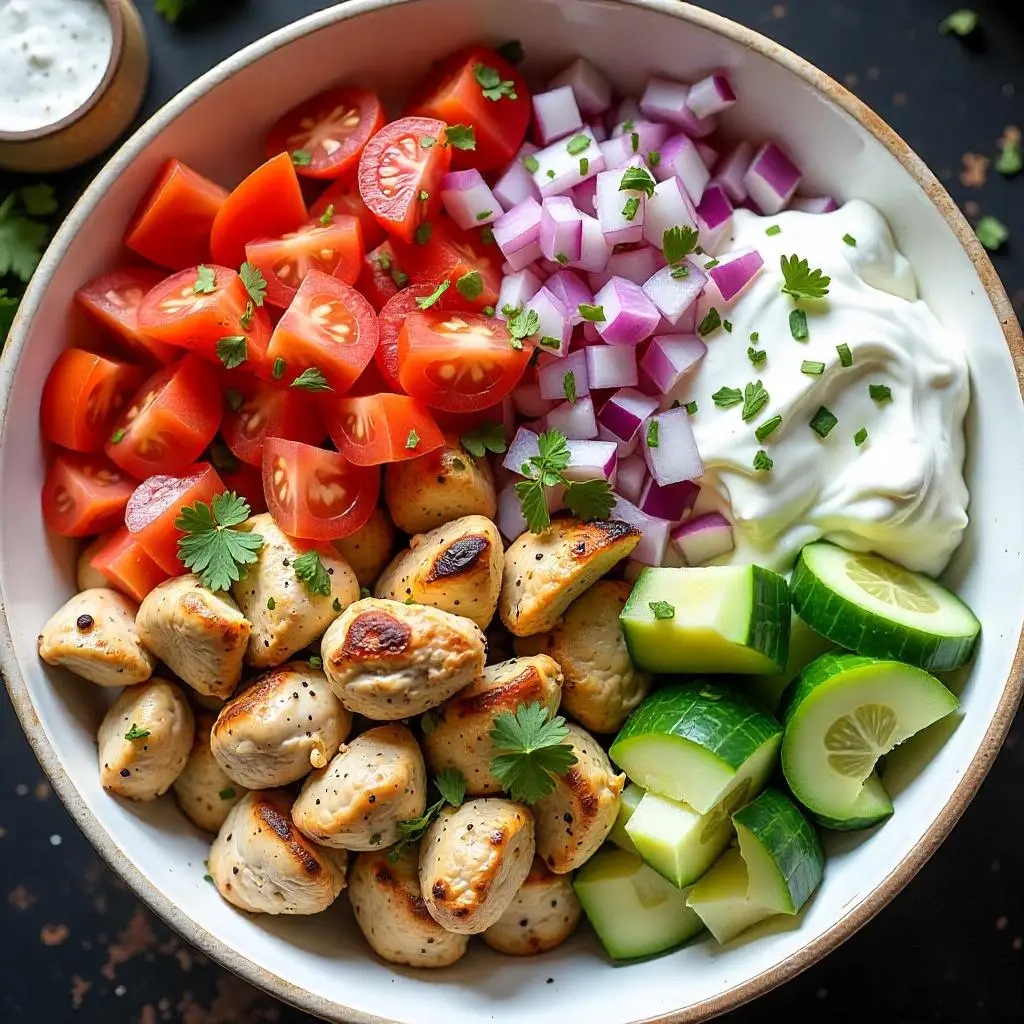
[0,0,113,133]
[684,199,970,577]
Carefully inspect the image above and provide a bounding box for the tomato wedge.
[76,268,178,365]
[407,46,531,171]
[104,354,222,479]
[125,463,225,574]
[357,240,405,311]
[266,271,377,392]
[136,265,273,373]
[266,86,386,181]
[311,179,387,251]
[222,379,326,467]
[90,527,170,602]
[391,218,501,309]
[124,159,228,270]
[210,153,308,268]
[42,453,136,537]
[322,393,444,466]
[357,117,451,243]
[398,309,530,412]
[262,438,379,541]
[41,349,147,454]
[245,216,364,309]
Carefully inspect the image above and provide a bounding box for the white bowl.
[2,2,1023,1021]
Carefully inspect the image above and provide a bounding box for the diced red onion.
[743,141,802,215]
[549,57,613,116]
[609,96,642,129]
[545,270,592,325]
[572,177,599,216]
[610,495,672,565]
[494,198,543,271]
[598,423,639,457]
[532,126,604,197]
[640,477,699,522]
[675,304,698,334]
[671,512,734,565]
[546,395,599,439]
[440,169,503,230]
[540,197,584,263]
[707,247,764,303]
[714,141,754,203]
[561,438,618,481]
[597,168,645,245]
[497,482,528,541]
[639,334,707,394]
[653,134,710,205]
[603,246,664,287]
[537,258,565,276]
[568,212,612,274]
[696,183,734,254]
[503,426,540,473]
[586,117,609,143]
[686,74,737,118]
[598,388,659,450]
[494,144,541,209]
[790,195,840,214]
[642,406,702,485]
[512,384,556,420]
[582,321,601,343]
[642,263,706,325]
[602,123,669,168]
[696,141,719,169]
[533,85,584,145]
[538,349,590,400]
[594,277,661,345]
[615,454,648,504]
[529,286,573,357]
[585,343,639,389]
[497,267,543,317]
[639,77,716,137]
[643,176,699,250]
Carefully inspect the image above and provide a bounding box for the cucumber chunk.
[813,771,893,831]
[733,788,824,915]
[610,680,782,813]
[624,791,734,888]
[685,848,776,944]
[607,783,644,853]
[746,613,836,712]
[574,848,705,960]
[790,541,980,672]
[780,653,959,826]
[620,565,791,675]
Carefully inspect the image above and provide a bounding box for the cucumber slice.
[733,788,824,915]
[607,783,644,853]
[813,771,893,831]
[685,848,776,944]
[746,613,836,712]
[574,848,705,960]
[610,681,782,814]
[790,541,980,672]
[620,565,791,675]
[780,653,959,825]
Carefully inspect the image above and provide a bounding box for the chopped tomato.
[104,354,222,479]
[76,268,178,365]
[208,442,268,512]
[125,463,225,574]
[311,179,387,250]
[210,153,308,268]
[41,350,147,454]
[391,218,501,309]
[42,453,135,537]
[357,117,451,243]
[357,240,405,311]
[265,271,377,392]
[124,159,228,271]
[245,216,364,309]
[407,46,531,171]
[262,438,379,541]
[322,393,444,466]
[222,379,325,467]
[398,309,530,412]
[432,395,514,434]
[136,265,273,373]
[266,86,386,181]
[90,527,170,602]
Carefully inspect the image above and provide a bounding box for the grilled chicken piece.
[172,711,247,832]
[332,506,396,588]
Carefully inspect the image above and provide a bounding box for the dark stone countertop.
[1,1,1021,1021]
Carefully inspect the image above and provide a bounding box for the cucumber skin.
[733,788,824,913]
[790,548,979,672]
[612,680,783,774]
[749,566,792,675]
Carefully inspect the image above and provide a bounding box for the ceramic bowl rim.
[1,1,1022,1021]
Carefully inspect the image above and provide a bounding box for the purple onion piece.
[708,248,765,302]
[585,344,639,390]
[714,141,754,203]
[571,176,599,216]
[643,177,699,250]
[502,427,541,474]
[546,394,598,439]
[531,126,604,197]
[696,183,734,254]
[497,267,543,318]
[540,196,584,263]
[605,246,664,286]
[545,269,592,324]
[615,454,648,504]
[642,406,703,485]
[569,212,611,274]
[496,482,528,541]
[598,422,639,457]
[494,198,543,271]
[654,134,710,204]
[639,477,700,521]
[512,383,556,420]
[686,74,737,118]
[696,141,719,169]
[533,85,584,145]
[538,349,590,400]
[598,387,659,444]
[639,77,717,137]
[548,57,613,116]
[594,277,661,346]
[642,263,707,325]
[562,438,618,480]
[597,168,645,245]
[494,156,541,210]
[440,169,503,230]
[743,141,802,215]
[529,286,572,357]
[790,195,840,214]
[639,335,708,394]
[610,495,672,565]
[671,512,735,565]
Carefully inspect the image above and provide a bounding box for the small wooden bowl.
[0,0,149,173]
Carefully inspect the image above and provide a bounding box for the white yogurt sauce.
[684,199,969,577]
[0,0,113,133]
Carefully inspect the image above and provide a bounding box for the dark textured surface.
[1,1,1022,1021]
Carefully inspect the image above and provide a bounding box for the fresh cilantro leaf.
[748,346,767,366]
[810,406,839,438]
[271,358,286,381]
[489,703,578,804]
[291,150,313,167]
[319,203,335,226]
[563,371,576,405]
[175,492,264,592]
[503,304,540,345]
[460,421,507,458]
[753,449,774,472]
[649,601,675,620]
[869,383,893,403]
[939,9,978,36]
[618,166,656,198]
[741,380,770,422]
[474,63,518,101]
[854,427,869,447]
[216,335,248,369]
[416,280,450,309]
[406,429,420,450]
[0,192,47,283]
[238,262,267,306]
[712,386,743,409]
[308,655,323,669]
[976,215,1009,251]
[293,550,332,597]
[495,40,525,64]
[291,368,333,392]
[193,265,216,295]
[563,478,615,522]
[434,768,468,807]
[514,477,551,533]
[780,254,831,301]
[698,307,722,336]
[756,414,783,442]
[578,303,605,322]
[388,771,467,861]
[266,596,276,610]
[391,267,410,287]
[18,184,58,217]
[456,270,483,301]
[445,124,477,150]
[124,723,150,741]
[663,225,699,265]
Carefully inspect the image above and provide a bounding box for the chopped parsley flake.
[712,386,743,409]
[698,307,722,336]
[869,383,893,403]
[801,360,825,375]
[566,134,591,155]
[837,343,853,367]
[755,414,782,442]
[789,308,809,341]
[854,426,869,446]
[765,224,782,236]
[622,196,640,221]
[649,600,675,620]
[842,233,858,247]
[748,347,767,366]
[753,449,774,472]
[810,406,839,438]
[741,380,770,422]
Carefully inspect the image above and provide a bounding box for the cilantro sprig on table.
[388,769,467,861]
[460,420,507,458]
[175,492,263,592]
[489,703,578,804]
[0,184,59,346]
